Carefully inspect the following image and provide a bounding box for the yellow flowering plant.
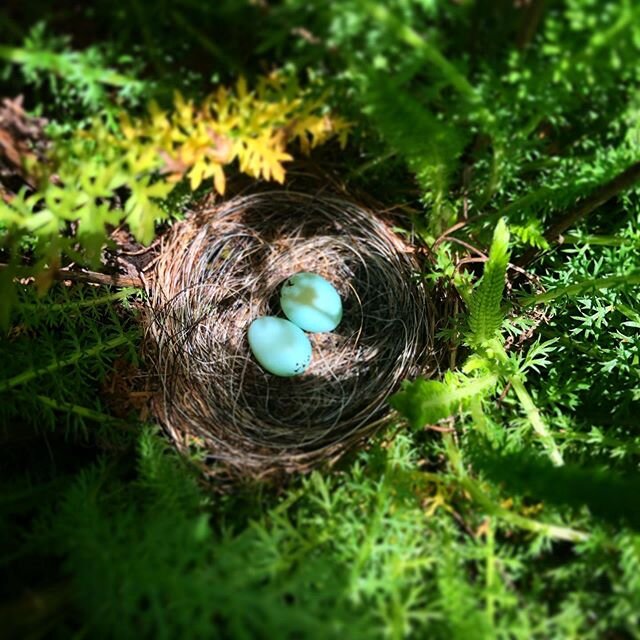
[0,74,349,324]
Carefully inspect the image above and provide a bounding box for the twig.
[519,271,640,307]
[444,236,488,258]
[424,423,456,433]
[516,0,547,50]
[454,256,487,274]
[433,220,469,249]
[496,380,512,405]
[517,161,640,266]
[0,263,143,288]
[54,268,143,288]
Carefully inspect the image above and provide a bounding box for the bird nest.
[143,190,448,480]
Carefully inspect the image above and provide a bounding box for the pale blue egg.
[248,316,312,377]
[280,272,343,333]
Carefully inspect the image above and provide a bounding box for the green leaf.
[124,177,173,245]
[390,373,498,429]
[468,219,511,346]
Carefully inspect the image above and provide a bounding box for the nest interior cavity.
[144,191,442,478]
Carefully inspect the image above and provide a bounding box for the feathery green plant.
[467,219,510,347]
[393,218,564,465]
[0,73,347,327]
[0,284,139,439]
[2,2,640,638]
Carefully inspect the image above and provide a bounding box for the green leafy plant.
[0,74,348,326]
[2,2,640,638]
[392,218,563,465]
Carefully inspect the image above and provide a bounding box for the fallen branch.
[517,161,640,266]
[0,263,143,288]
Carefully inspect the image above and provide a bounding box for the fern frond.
[390,372,498,429]
[363,73,466,232]
[468,219,511,346]
[0,334,130,393]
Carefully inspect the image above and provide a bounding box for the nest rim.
[142,189,450,480]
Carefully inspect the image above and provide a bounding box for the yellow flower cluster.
[119,75,350,195]
[0,74,350,314]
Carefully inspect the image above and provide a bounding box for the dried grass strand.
[143,191,444,478]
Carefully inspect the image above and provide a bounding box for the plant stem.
[554,430,640,455]
[348,150,397,179]
[561,234,636,246]
[516,0,546,50]
[0,46,141,89]
[492,343,563,466]
[130,0,167,75]
[36,395,124,425]
[460,476,587,542]
[171,10,239,71]
[420,471,589,543]
[470,396,488,437]
[365,2,487,114]
[477,143,504,210]
[509,376,564,466]
[485,518,496,625]
[517,161,640,266]
[19,288,138,313]
[581,2,640,57]
[0,335,130,392]
[519,271,640,307]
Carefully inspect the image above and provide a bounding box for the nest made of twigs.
[143,190,448,479]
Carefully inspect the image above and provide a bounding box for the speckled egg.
[280,272,343,333]
[248,316,312,377]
